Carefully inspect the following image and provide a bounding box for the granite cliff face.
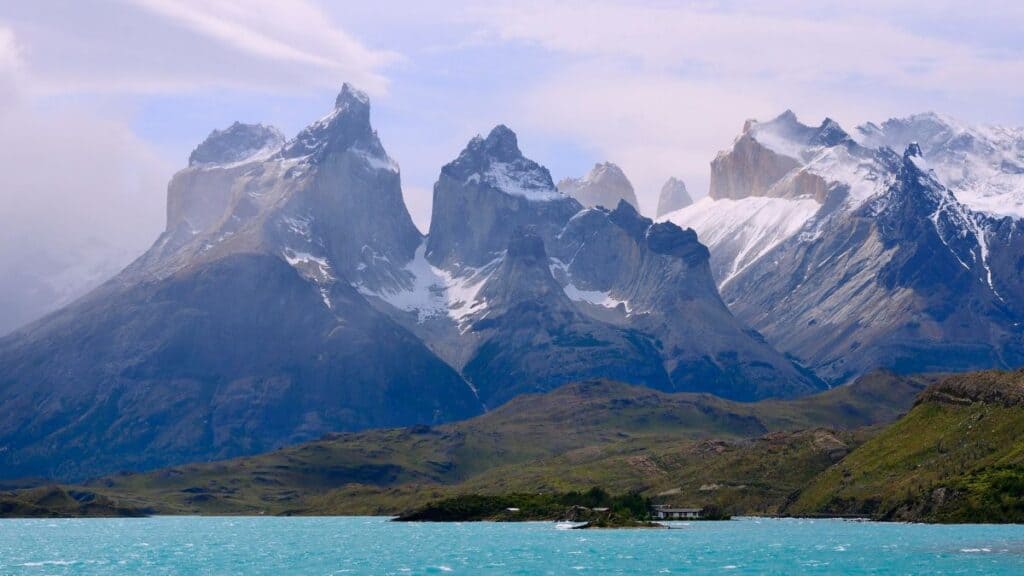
[425,126,581,269]
[137,84,422,295]
[709,112,851,203]
[0,85,482,481]
[557,162,639,210]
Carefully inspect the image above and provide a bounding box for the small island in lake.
[393,487,729,528]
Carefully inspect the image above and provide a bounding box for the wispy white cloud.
[462,0,1024,206]
[0,26,21,105]
[0,26,172,334]
[126,0,399,93]
[470,1,1024,92]
[0,26,17,66]
[2,0,398,96]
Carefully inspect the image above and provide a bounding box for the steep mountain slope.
[361,126,823,403]
[666,111,1024,384]
[462,228,669,406]
[788,370,1024,522]
[662,111,885,284]
[655,177,692,217]
[558,202,822,400]
[557,162,639,210]
[0,85,482,482]
[725,144,1024,383]
[27,371,926,516]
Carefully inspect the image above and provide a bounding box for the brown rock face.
[770,169,830,203]
[709,133,800,200]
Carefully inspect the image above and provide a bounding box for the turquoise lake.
[2,516,1024,574]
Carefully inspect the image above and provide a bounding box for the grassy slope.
[309,428,870,517]
[787,370,1024,522]
[3,371,929,517]
[0,486,149,517]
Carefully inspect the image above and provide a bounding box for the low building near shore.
[651,506,703,520]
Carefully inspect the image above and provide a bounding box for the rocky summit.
[557,162,639,211]
[656,177,692,217]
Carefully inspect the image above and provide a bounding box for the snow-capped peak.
[188,122,285,167]
[858,113,1024,219]
[747,111,855,162]
[279,82,384,164]
[903,142,930,173]
[335,82,370,109]
[447,125,566,202]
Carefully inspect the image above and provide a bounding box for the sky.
[1,0,1023,259]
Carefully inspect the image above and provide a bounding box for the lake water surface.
[2,516,1023,574]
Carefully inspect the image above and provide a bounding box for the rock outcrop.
[655,177,692,217]
[557,162,639,210]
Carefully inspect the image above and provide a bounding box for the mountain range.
[663,111,1024,384]
[0,85,818,481]
[1,84,1023,483]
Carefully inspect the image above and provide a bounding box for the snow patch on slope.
[805,146,893,211]
[857,113,1024,219]
[283,248,335,309]
[663,196,821,285]
[549,258,631,312]
[471,161,564,202]
[360,243,497,326]
[351,145,399,173]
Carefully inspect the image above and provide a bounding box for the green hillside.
[787,370,1024,522]
[1,371,928,517]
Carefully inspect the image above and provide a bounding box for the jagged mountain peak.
[455,125,524,166]
[855,112,1024,219]
[557,161,638,210]
[810,117,854,148]
[335,82,370,110]
[778,109,798,121]
[588,161,629,181]
[656,177,692,217]
[441,125,562,202]
[188,122,285,167]
[750,111,856,159]
[281,83,382,161]
[426,125,578,268]
[607,199,649,240]
[646,221,708,263]
[479,124,522,160]
[898,141,937,186]
[144,81,417,299]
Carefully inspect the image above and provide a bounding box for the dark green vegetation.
[394,487,656,526]
[0,371,930,518]
[787,370,1024,522]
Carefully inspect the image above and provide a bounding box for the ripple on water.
[0,517,1023,575]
